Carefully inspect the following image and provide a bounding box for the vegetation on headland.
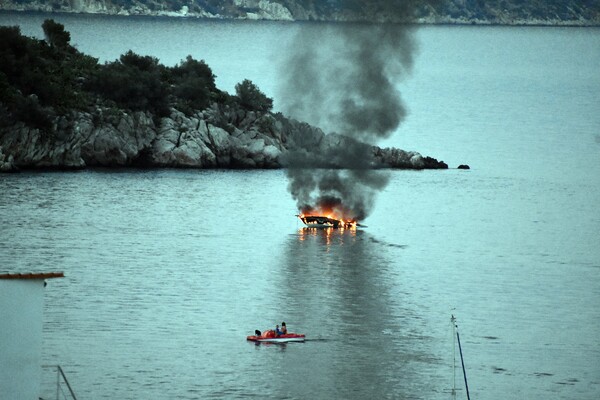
[1,0,599,25]
[0,20,272,133]
[1,20,448,172]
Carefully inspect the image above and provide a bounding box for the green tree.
[42,19,70,48]
[235,79,273,112]
[170,56,216,113]
[88,51,170,117]
[0,25,55,130]
[119,50,160,72]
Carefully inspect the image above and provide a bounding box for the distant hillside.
[1,0,599,25]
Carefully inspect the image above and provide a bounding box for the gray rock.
[0,103,451,171]
[0,146,16,171]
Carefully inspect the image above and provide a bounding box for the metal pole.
[455,321,471,400]
[451,316,457,397]
[57,365,78,400]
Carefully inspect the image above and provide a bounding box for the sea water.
[1,12,599,399]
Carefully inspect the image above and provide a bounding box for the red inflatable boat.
[247,329,305,343]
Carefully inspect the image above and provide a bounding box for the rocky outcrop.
[374,147,448,169]
[233,0,294,21]
[0,104,447,172]
[0,146,15,172]
[70,0,112,14]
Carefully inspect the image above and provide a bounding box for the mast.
[452,315,471,400]
[451,315,457,398]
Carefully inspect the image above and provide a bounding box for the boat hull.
[298,215,355,229]
[247,333,305,343]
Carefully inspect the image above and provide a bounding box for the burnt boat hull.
[298,215,354,229]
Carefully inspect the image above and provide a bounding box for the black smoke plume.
[280,1,431,222]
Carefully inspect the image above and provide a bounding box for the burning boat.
[297,214,361,229]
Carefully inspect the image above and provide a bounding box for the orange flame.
[298,211,358,230]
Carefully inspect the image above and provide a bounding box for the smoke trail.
[280,1,428,221]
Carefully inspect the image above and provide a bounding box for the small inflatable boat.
[247,329,305,343]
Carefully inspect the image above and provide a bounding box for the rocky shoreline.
[0,104,449,173]
[1,1,599,26]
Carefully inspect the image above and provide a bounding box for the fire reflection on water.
[297,226,358,247]
[280,223,433,399]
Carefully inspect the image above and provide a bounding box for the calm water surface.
[1,12,600,399]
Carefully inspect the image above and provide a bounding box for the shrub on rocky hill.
[0,20,273,132]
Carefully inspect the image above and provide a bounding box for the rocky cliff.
[1,0,599,25]
[0,103,447,172]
